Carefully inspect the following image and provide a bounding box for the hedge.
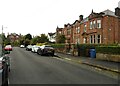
[95,46,120,55]
[51,44,65,48]
[51,43,120,55]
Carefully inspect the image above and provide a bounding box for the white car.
[20,45,25,48]
[31,45,41,53]
[26,45,33,51]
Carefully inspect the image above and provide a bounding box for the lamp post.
[1,25,7,55]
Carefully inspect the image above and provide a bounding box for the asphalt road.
[8,47,118,84]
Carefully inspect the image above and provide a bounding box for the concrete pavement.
[55,52,120,73]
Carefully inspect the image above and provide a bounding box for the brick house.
[7,33,22,42]
[56,6,120,44]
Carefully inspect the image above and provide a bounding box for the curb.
[82,62,120,73]
[55,55,120,74]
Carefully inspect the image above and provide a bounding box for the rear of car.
[37,45,54,56]
[26,45,32,51]
[20,45,25,48]
[4,45,12,51]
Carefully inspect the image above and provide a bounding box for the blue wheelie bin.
[90,49,96,58]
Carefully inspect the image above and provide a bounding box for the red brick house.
[56,6,120,44]
[7,33,22,42]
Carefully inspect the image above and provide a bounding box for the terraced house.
[56,6,120,44]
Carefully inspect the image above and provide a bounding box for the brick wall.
[56,9,120,44]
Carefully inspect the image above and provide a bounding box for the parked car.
[37,45,54,56]
[26,45,33,51]
[0,54,10,85]
[31,45,41,53]
[4,45,12,51]
[20,45,25,48]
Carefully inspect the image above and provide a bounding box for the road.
[8,47,118,84]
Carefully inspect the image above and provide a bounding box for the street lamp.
[1,25,7,55]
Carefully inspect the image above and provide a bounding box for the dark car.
[0,52,10,86]
[37,45,54,56]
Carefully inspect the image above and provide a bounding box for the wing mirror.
[4,51,10,54]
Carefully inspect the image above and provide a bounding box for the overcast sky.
[0,0,119,36]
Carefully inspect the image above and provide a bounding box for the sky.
[0,0,119,36]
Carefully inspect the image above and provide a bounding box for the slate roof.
[48,33,56,36]
[102,9,117,17]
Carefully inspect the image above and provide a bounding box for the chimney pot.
[79,15,83,21]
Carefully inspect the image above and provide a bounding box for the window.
[90,21,92,29]
[93,20,96,28]
[83,37,87,43]
[76,27,80,33]
[93,35,96,43]
[84,24,87,32]
[77,38,80,44]
[67,29,71,35]
[97,35,101,44]
[97,20,101,28]
[90,35,93,44]
[59,31,61,34]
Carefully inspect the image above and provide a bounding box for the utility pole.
[2,25,4,55]
[1,25,7,55]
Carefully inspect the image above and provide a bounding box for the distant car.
[37,45,54,56]
[4,45,12,51]
[31,45,41,53]
[26,45,33,51]
[20,45,25,48]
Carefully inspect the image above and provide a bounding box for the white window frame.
[93,35,96,44]
[84,24,87,32]
[76,27,80,33]
[93,20,96,28]
[90,21,92,29]
[97,20,101,29]
[83,37,87,44]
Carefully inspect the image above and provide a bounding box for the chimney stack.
[115,7,120,17]
[115,2,120,17]
[64,24,67,28]
[79,15,83,21]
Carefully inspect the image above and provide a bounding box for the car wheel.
[37,49,41,55]
[51,53,54,56]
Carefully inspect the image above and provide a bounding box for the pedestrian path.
[55,52,120,73]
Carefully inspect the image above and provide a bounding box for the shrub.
[51,44,65,48]
[95,46,120,55]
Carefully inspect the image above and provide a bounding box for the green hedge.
[51,44,65,48]
[95,46,120,55]
[51,43,120,55]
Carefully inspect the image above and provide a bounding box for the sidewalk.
[55,52,120,73]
